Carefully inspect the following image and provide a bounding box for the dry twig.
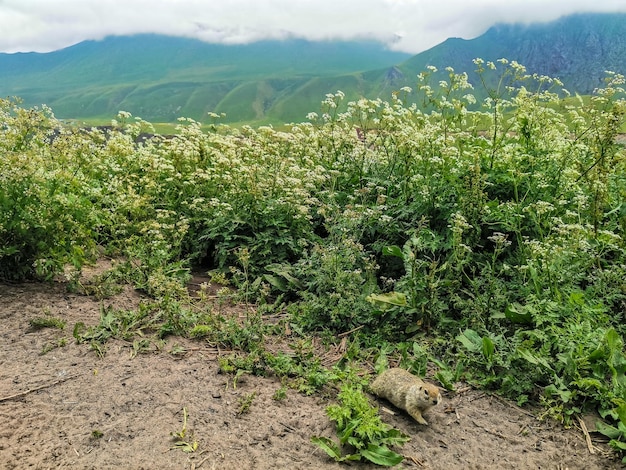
[194,455,213,469]
[489,393,538,419]
[577,416,596,454]
[338,325,364,337]
[405,455,425,467]
[471,419,518,443]
[0,375,78,402]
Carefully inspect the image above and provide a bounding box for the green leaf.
[312,436,361,462]
[457,329,482,352]
[543,384,572,403]
[568,290,585,306]
[504,303,533,324]
[404,319,423,334]
[610,440,626,451]
[434,370,455,391]
[311,436,342,461]
[482,336,495,362]
[265,263,303,289]
[616,402,626,425]
[339,421,359,446]
[171,440,198,453]
[382,245,404,259]
[596,420,622,440]
[605,328,622,356]
[360,444,404,466]
[100,310,116,331]
[600,407,619,421]
[516,348,553,371]
[366,292,408,310]
[73,322,86,342]
[374,352,389,375]
[572,377,604,391]
[380,428,411,446]
[263,274,286,291]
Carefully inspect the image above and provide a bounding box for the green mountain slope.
[0,35,410,123]
[1,12,625,125]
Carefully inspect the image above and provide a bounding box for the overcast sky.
[1,0,626,54]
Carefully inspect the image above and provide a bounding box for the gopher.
[370,368,441,425]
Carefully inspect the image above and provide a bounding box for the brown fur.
[370,368,441,425]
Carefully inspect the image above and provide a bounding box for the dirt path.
[0,281,621,469]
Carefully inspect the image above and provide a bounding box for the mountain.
[395,12,626,95]
[0,35,410,124]
[1,13,625,125]
[273,12,626,122]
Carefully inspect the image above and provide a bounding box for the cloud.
[1,0,626,53]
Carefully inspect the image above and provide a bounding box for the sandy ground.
[0,277,622,470]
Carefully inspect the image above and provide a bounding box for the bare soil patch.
[0,278,622,469]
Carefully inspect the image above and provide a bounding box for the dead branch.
[0,375,78,402]
[577,416,596,454]
[338,325,364,337]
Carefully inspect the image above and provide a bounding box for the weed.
[312,384,409,466]
[263,346,338,395]
[169,344,187,356]
[74,304,154,349]
[89,342,106,358]
[218,352,265,389]
[130,339,152,358]
[170,407,198,453]
[236,392,257,415]
[70,265,126,299]
[29,316,66,330]
[39,338,68,355]
[290,237,380,333]
[273,384,288,401]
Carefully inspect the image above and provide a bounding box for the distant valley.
[1,12,625,125]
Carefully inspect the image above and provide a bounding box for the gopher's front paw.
[409,411,428,425]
